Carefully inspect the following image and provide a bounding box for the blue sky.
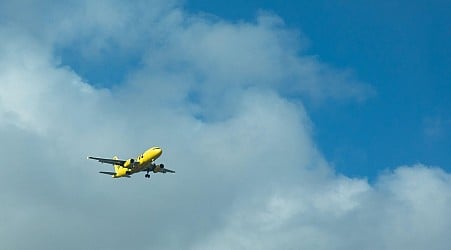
[184,0,451,178]
[63,0,450,178]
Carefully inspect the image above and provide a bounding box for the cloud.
[0,1,449,250]
[194,165,451,250]
[423,116,450,140]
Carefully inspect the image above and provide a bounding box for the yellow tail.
[113,156,120,173]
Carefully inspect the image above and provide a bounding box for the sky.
[187,0,451,178]
[0,1,450,250]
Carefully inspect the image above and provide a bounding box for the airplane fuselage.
[113,147,163,178]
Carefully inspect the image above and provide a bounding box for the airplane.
[87,146,175,179]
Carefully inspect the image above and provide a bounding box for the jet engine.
[123,158,135,168]
[153,164,165,173]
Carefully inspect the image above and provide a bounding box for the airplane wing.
[88,157,126,166]
[160,168,175,173]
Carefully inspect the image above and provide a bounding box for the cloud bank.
[0,1,449,249]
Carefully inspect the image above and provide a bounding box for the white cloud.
[194,165,451,250]
[0,1,449,250]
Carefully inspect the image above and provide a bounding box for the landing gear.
[145,174,151,178]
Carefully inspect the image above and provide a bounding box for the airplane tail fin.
[113,156,120,173]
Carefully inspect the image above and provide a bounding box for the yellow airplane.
[87,146,175,179]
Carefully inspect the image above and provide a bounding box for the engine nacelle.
[153,164,164,173]
[123,158,135,168]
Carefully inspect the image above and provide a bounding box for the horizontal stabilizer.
[99,171,116,175]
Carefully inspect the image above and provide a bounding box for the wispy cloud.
[424,116,450,140]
